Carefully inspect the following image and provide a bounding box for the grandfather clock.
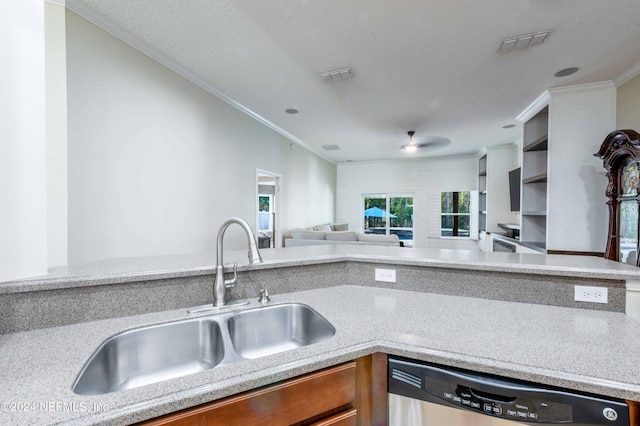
[595,129,640,266]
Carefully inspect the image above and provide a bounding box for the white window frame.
[362,193,414,245]
[440,190,473,239]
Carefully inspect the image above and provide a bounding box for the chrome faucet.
[213,217,263,307]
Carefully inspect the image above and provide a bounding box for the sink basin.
[73,303,335,395]
[73,318,224,395]
[227,303,336,359]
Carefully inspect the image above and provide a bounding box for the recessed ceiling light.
[285,108,299,114]
[554,67,579,78]
[502,124,516,129]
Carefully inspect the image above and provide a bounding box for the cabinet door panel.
[310,409,357,426]
[142,362,356,425]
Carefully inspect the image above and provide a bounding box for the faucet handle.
[224,261,238,288]
[259,288,271,304]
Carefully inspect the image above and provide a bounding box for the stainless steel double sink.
[72,303,335,395]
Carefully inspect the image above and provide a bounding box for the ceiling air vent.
[321,144,341,151]
[319,67,353,82]
[499,30,552,52]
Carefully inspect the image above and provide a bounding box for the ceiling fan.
[401,131,451,153]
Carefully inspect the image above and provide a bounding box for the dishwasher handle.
[465,385,517,404]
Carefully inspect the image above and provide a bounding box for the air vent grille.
[499,30,552,52]
[321,144,341,151]
[319,67,353,81]
[391,368,422,388]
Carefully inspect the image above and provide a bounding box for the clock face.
[621,159,640,197]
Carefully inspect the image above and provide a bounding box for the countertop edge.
[2,249,638,295]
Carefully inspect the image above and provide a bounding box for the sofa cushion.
[325,231,357,241]
[310,223,333,232]
[331,223,349,231]
[357,233,400,243]
[290,230,326,240]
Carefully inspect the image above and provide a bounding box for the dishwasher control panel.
[429,380,571,422]
[389,356,630,425]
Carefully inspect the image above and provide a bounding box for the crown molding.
[517,79,619,123]
[548,80,615,96]
[45,0,66,5]
[63,0,336,165]
[614,60,640,87]
[516,91,550,123]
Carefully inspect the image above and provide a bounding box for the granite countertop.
[2,285,640,425]
[3,245,640,294]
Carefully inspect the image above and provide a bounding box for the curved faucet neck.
[215,217,263,267]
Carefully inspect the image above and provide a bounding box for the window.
[258,195,272,232]
[363,194,414,246]
[441,191,470,237]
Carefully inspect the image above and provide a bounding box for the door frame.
[256,169,283,248]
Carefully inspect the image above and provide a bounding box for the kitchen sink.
[227,303,336,359]
[73,318,225,395]
[73,303,335,395]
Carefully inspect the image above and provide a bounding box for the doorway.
[256,170,282,248]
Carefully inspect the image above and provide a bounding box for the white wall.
[547,82,616,252]
[0,1,48,281]
[485,144,519,233]
[617,73,640,130]
[65,11,335,264]
[45,2,68,268]
[337,156,478,250]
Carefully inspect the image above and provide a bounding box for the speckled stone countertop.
[2,285,640,425]
[3,245,640,294]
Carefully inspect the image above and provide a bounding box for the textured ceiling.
[66,0,640,163]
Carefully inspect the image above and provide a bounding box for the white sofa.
[283,223,402,247]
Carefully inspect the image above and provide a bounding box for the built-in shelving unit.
[522,135,548,152]
[476,146,518,252]
[522,173,547,184]
[478,154,487,232]
[516,82,616,255]
[520,106,548,251]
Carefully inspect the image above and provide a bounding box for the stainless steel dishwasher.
[388,356,630,425]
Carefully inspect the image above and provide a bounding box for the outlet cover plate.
[375,268,396,283]
[574,285,608,304]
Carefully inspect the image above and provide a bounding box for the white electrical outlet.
[375,268,396,283]
[574,285,608,304]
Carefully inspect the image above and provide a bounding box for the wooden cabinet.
[309,409,357,426]
[139,354,387,426]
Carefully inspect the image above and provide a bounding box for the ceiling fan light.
[402,130,419,153]
[403,143,418,153]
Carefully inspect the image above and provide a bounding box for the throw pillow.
[331,223,349,231]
